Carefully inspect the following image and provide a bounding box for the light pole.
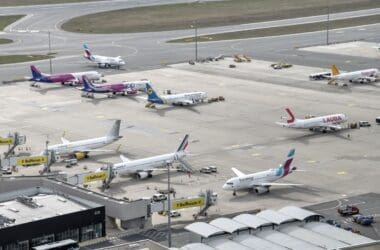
[166,162,172,247]
[48,31,52,74]
[191,21,198,62]
[326,0,330,45]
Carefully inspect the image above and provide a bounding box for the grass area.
[0,15,25,31]
[169,15,380,43]
[0,38,13,44]
[0,0,101,7]
[61,0,380,33]
[0,54,54,65]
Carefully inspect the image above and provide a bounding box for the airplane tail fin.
[285,108,296,124]
[107,120,121,138]
[176,134,189,152]
[146,83,163,103]
[279,149,295,177]
[82,76,94,91]
[83,44,92,60]
[31,65,43,80]
[331,64,340,76]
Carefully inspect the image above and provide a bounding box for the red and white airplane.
[276,108,347,132]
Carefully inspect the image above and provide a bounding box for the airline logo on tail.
[331,64,340,76]
[83,44,94,60]
[286,108,296,123]
[82,76,95,91]
[146,83,163,104]
[176,134,189,152]
[30,65,43,80]
[275,149,295,177]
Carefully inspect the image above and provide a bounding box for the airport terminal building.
[0,179,106,250]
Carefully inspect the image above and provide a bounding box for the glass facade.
[56,229,79,242]
[80,223,102,241]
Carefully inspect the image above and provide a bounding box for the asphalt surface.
[0,1,379,82]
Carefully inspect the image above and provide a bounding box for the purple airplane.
[80,76,150,98]
[28,65,102,87]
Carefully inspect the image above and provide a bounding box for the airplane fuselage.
[38,71,101,84]
[48,136,117,155]
[286,114,347,129]
[333,69,378,82]
[223,168,283,191]
[159,92,208,105]
[112,152,185,176]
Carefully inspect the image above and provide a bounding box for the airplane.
[102,134,193,179]
[83,44,125,69]
[48,120,122,159]
[276,108,347,132]
[222,149,301,195]
[28,65,102,87]
[329,64,379,84]
[80,76,149,98]
[145,83,207,107]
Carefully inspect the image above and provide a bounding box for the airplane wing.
[76,149,114,152]
[61,137,70,144]
[120,155,130,162]
[259,183,303,186]
[231,167,245,177]
[175,100,193,106]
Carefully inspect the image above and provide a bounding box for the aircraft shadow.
[283,129,351,145]
[147,105,201,117]
[30,85,70,95]
[227,184,327,203]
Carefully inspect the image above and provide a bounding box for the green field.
[0,15,25,31]
[0,55,54,65]
[0,39,13,45]
[169,15,380,43]
[61,0,380,33]
[0,0,101,7]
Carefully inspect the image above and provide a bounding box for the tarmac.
[1,44,379,226]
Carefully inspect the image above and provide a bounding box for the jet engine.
[74,152,87,160]
[255,186,269,194]
[136,171,150,179]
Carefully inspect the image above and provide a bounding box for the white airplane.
[104,135,192,179]
[276,108,347,132]
[145,83,207,107]
[329,64,379,84]
[223,149,301,195]
[48,120,122,159]
[83,44,125,69]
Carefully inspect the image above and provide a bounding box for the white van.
[152,193,167,202]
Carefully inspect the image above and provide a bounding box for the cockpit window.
[226,182,233,185]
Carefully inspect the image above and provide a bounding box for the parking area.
[306,193,380,240]
[1,55,380,225]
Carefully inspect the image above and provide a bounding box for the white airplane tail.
[107,120,121,139]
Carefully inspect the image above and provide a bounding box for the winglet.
[331,64,340,76]
[120,155,130,162]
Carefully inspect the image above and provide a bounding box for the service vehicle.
[359,121,371,127]
[375,117,380,124]
[338,205,359,216]
[200,167,212,174]
[170,211,181,217]
[152,193,167,202]
[353,215,374,226]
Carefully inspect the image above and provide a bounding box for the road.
[0,0,379,81]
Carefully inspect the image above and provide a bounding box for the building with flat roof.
[0,179,106,250]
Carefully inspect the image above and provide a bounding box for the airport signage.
[16,156,47,166]
[172,197,205,210]
[0,138,13,145]
[83,172,108,183]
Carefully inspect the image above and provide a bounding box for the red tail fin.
[286,108,295,123]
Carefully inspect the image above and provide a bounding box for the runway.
[0,1,379,82]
